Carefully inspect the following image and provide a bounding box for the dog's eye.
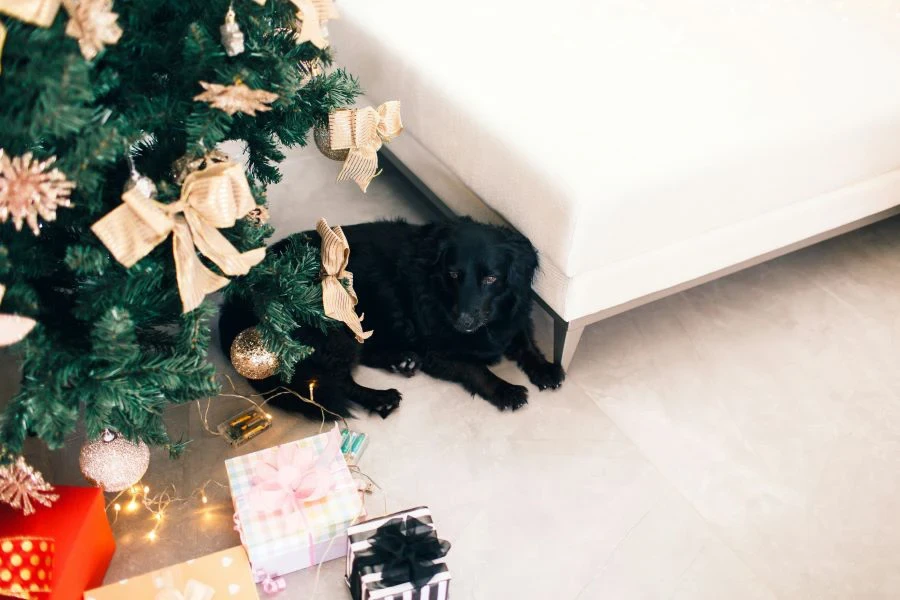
[482,275,497,285]
[448,271,459,280]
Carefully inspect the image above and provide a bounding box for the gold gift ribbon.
[329,101,403,193]
[292,0,338,49]
[92,162,266,313]
[0,0,61,27]
[317,218,372,342]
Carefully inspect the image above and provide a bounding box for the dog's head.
[424,218,538,334]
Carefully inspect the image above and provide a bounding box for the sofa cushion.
[331,0,900,283]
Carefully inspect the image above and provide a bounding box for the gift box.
[84,546,259,600]
[345,507,451,600]
[0,485,114,600]
[0,536,55,598]
[225,425,364,577]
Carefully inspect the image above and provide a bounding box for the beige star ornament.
[64,0,123,60]
[193,81,279,117]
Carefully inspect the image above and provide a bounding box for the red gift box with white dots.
[0,486,114,600]
[0,536,54,597]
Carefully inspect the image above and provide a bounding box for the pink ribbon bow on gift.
[247,431,339,515]
[245,427,343,566]
[253,569,287,595]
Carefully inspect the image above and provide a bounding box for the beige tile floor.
[10,144,900,599]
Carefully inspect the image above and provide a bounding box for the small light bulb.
[126,500,138,512]
[129,486,137,495]
[201,495,208,504]
[148,530,157,542]
[154,512,162,522]
[265,413,273,420]
[143,485,150,495]
[113,503,121,512]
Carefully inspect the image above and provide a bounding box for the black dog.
[219,218,564,418]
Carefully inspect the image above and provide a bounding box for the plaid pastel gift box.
[345,507,451,600]
[225,425,364,576]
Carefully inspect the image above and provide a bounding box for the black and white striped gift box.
[345,506,451,600]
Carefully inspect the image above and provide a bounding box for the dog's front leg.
[327,372,403,418]
[505,327,565,391]
[422,354,528,411]
[360,350,421,377]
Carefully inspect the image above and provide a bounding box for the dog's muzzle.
[454,312,480,333]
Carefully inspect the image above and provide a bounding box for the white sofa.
[330,0,900,367]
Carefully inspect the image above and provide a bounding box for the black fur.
[219,218,564,418]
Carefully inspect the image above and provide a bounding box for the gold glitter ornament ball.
[314,123,349,162]
[79,430,150,492]
[230,327,279,379]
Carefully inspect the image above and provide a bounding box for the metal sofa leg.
[553,318,585,370]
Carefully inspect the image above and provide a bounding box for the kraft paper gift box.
[84,546,258,600]
[345,507,451,600]
[225,425,364,578]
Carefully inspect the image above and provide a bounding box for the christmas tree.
[0,0,361,459]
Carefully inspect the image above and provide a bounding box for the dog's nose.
[455,312,476,332]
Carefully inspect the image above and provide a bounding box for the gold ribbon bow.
[317,218,372,342]
[0,21,6,75]
[0,0,63,74]
[91,162,266,313]
[329,101,403,192]
[0,285,37,347]
[292,0,338,49]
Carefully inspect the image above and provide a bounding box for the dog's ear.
[420,221,454,266]
[502,227,538,291]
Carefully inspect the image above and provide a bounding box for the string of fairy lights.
[102,379,380,546]
[107,479,228,542]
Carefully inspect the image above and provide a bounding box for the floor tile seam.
[572,377,784,600]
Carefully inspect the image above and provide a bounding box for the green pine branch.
[0,0,362,457]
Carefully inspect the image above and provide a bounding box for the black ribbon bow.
[350,516,450,599]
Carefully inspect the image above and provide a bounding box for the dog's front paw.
[526,360,565,391]
[370,389,402,419]
[389,352,420,378]
[487,382,529,411]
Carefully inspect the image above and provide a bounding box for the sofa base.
[381,143,900,370]
[541,205,900,368]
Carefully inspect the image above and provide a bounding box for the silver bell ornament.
[220,5,245,57]
[79,429,150,492]
[124,151,158,201]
